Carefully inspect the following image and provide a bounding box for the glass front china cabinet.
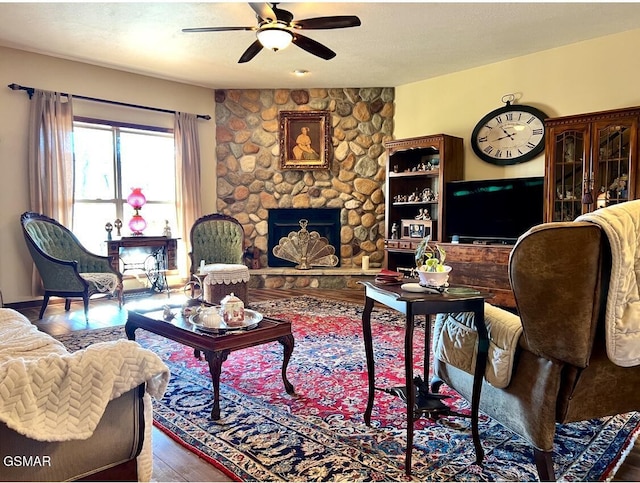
[544,106,639,222]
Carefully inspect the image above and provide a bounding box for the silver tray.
[189,309,262,334]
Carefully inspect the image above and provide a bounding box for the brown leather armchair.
[433,220,640,481]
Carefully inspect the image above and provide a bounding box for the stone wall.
[214,87,394,278]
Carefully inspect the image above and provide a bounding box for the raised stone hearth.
[248,267,378,290]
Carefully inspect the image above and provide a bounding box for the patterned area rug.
[56,296,640,481]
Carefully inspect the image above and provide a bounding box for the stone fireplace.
[267,208,341,267]
[214,87,394,287]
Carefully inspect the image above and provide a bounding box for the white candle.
[200,259,205,271]
[362,255,370,270]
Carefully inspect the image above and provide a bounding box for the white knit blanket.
[0,309,170,468]
[578,200,640,367]
[0,340,169,440]
[0,309,170,480]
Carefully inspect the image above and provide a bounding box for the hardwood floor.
[13,287,640,482]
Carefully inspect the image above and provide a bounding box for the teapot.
[220,293,245,327]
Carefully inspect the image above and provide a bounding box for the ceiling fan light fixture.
[256,26,293,51]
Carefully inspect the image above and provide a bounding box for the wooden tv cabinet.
[385,241,515,309]
[440,243,514,309]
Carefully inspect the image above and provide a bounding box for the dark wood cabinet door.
[544,106,640,222]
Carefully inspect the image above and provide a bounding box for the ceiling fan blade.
[182,26,256,33]
[293,15,361,30]
[292,33,336,60]
[249,2,277,22]
[238,39,264,63]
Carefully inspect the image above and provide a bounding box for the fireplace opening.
[267,208,341,267]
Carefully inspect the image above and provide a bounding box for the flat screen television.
[445,176,544,244]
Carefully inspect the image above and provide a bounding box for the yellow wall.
[0,46,217,303]
[395,28,640,180]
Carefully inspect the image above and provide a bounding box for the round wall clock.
[471,101,548,166]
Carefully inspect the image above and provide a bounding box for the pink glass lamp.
[127,188,147,236]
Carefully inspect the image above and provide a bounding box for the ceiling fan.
[182,2,361,63]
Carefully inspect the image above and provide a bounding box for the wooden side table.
[106,236,179,293]
[360,281,491,476]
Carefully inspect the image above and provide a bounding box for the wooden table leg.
[404,306,415,476]
[125,322,137,341]
[470,304,489,464]
[205,349,229,420]
[362,296,376,426]
[278,334,295,394]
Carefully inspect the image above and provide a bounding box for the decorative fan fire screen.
[272,219,339,270]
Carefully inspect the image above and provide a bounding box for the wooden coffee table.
[125,305,295,420]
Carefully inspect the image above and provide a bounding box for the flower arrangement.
[414,235,447,272]
[414,235,451,287]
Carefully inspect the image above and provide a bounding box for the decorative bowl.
[417,265,452,287]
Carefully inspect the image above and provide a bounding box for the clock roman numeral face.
[476,111,544,160]
[471,104,548,165]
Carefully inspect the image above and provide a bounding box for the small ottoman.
[201,263,250,305]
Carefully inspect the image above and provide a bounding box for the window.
[72,120,176,255]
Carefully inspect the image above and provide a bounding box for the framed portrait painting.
[279,110,331,170]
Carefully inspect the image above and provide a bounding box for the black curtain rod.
[8,83,211,121]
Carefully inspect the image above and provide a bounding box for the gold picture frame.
[279,110,331,170]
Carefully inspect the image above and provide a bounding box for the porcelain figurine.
[163,220,172,238]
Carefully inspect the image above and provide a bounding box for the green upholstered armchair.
[188,213,245,276]
[431,220,640,481]
[20,212,123,321]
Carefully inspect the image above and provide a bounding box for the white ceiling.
[1,2,640,89]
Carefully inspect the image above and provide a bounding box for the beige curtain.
[174,112,202,277]
[27,90,74,224]
[27,90,75,295]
